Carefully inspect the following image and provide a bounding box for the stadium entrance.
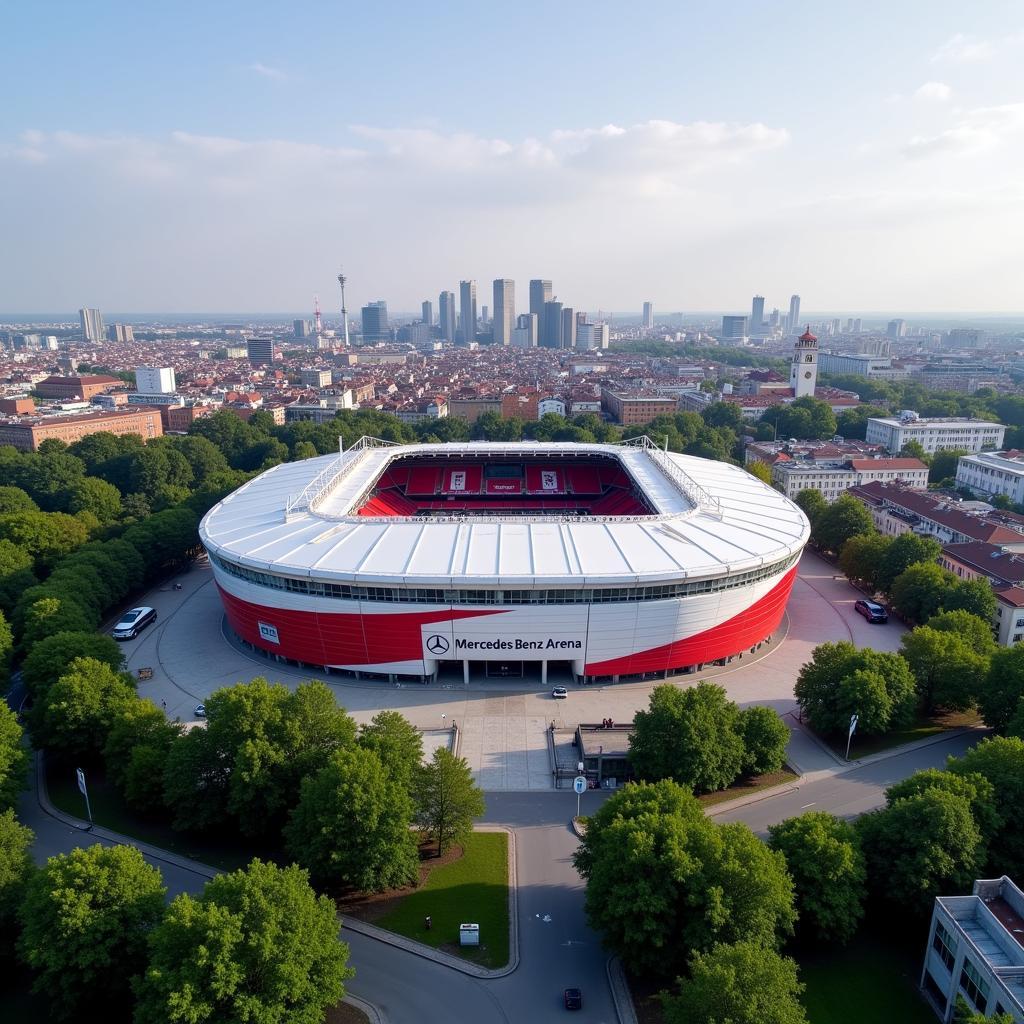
[435,659,576,686]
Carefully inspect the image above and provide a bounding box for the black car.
[854,599,888,624]
[563,988,583,1011]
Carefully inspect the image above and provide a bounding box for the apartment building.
[866,415,1005,455]
[0,407,163,451]
[956,451,1024,506]
[772,457,928,502]
[600,388,678,425]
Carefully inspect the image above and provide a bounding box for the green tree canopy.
[926,610,996,655]
[65,476,122,522]
[0,539,36,614]
[0,510,91,569]
[876,533,942,594]
[0,701,29,811]
[21,630,124,699]
[103,697,183,811]
[794,489,827,525]
[929,448,970,485]
[19,595,97,648]
[412,746,485,856]
[661,941,808,1024]
[134,859,352,1024]
[0,608,11,689]
[358,709,424,793]
[767,811,866,944]
[0,809,33,955]
[812,494,875,553]
[890,562,958,624]
[629,682,746,793]
[978,646,1024,733]
[285,745,420,891]
[945,576,997,622]
[736,705,790,775]
[838,533,893,593]
[18,844,166,1019]
[0,485,38,513]
[899,626,989,713]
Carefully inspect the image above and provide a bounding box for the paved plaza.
[120,548,907,790]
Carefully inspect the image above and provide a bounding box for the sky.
[2,0,1023,315]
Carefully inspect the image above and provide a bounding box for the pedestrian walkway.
[457,714,552,790]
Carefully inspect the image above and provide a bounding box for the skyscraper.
[530,280,552,344]
[361,301,389,342]
[421,300,433,326]
[787,295,801,334]
[293,319,312,338]
[512,313,538,348]
[542,301,563,348]
[79,307,104,344]
[247,338,276,365]
[439,291,456,342]
[642,302,654,330]
[561,306,576,349]
[459,280,477,344]
[750,295,765,334]
[492,279,515,345]
[720,316,748,343]
[887,318,906,339]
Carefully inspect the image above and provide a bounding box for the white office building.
[642,302,654,330]
[865,414,1006,455]
[956,451,1024,506]
[577,323,609,350]
[134,367,176,394]
[818,352,909,379]
[79,307,105,343]
[921,876,1024,1022]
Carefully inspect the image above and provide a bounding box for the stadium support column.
[542,661,547,687]
[463,660,469,686]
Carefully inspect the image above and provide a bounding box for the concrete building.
[135,367,176,394]
[0,407,163,451]
[293,319,312,338]
[35,374,121,401]
[720,315,748,344]
[750,295,765,336]
[921,876,1024,1022]
[865,415,1006,455]
[492,279,515,346]
[512,313,538,348]
[887,318,907,339]
[439,290,456,342]
[529,280,552,341]
[577,323,610,350]
[542,301,564,348]
[790,327,819,399]
[818,352,907,378]
[771,457,928,502]
[561,306,576,350]
[787,295,801,335]
[246,338,277,365]
[360,301,389,343]
[601,388,678,425]
[421,300,433,327]
[642,302,654,330]
[459,281,477,344]
[79,307,104,343]
[299,368,333,388]
[106,324,134,343]
[955,450,1024,506]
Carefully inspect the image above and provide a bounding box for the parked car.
[193,704,207,718]
[563,988,583,1011]
[112,606,157,640]
[551,686,568,700]
[854,599,888,624]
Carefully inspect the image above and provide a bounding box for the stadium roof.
[200,441,809,586]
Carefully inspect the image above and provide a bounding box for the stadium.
[199,437,810,684]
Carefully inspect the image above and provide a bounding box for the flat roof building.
[866,415,1006,455]
[35,374,122,401]
[956,451,1024,506]
[0,407,163,451]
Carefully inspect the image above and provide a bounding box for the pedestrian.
[161,699,167,710]
[425,915,432,931]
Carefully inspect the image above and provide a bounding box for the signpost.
[76,767,93,829]
[845,713,859,761]
[573,774,587,818]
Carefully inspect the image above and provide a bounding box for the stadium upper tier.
[199,439,809,587]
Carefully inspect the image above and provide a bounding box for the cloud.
[931,33,995,63]
[248,62,287,81]
[904,102,1024,158]
[914,81,952,102]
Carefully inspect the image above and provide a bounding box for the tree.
[794,489,826,525]
[747,460,773,485]
[927,610,996,655]
[856,789,983,913]
[65,476,122,523]
[900,439,929,461]
[29,657,138,761]
[629,683,746,793]
[0,701,29,811]
[811,494,874,553]
[412,747,485,856]
[0,486,38,513]
[358,709,424,793]
[0,510,90,569]
[573,781,795,976]
[953,994,1014,1024]
[0,810,34,954]
[21,631,124,699]
[162,725,229,832]
[794,641,918,736]
[948,737,1024,877]
[945,577,997,622]
[285,746,419,891]
[890,562,958,624]
[977,645,1024,733]
[0,539,36,614]
[0,608,11,689]
[661,941,808,1024]
[18,844,166,1019]
[900,626,989,713]
[134,859,352,1024]
[19,595,97,648]
[736,705,789,775]
[702,402,746,431]
[838,533,892,592]
[103,698,183,811]
[930,448,970,485]
[1008,698,1024,740]
[767,812,865,943]
[876,533,942,594]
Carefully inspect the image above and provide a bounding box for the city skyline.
[2,3,1024,313]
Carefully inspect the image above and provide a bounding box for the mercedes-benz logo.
[426,634,450,655]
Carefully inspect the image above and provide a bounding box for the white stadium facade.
[199,437,810,684]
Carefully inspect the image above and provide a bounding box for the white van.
[112,606,157,641]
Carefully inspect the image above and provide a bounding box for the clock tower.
[790,326,818,399]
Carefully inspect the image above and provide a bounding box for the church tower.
[790,325,818,399]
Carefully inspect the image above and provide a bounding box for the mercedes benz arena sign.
[199,437,810,683]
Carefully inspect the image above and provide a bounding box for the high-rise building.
[642,302,654,330]
[492,279,515,345]
[530,280,552,343]
[561,306,576,349]
[361,301,389,342]
[135,367,176,394]
[247,338,276,365]
[293,319,312,338]
[542,301,564,348]
[106,324,134,343]
[577,322,610,350]
[787,295,801,334]
[79,307,104,343]
[790,326,818,399]
[459,280,477,344]
[831,318,841,336]
[512,313,538,348]
[853,318,863,333]
[887,318,906,339]
[750,295,765,335]
[439,291,456,342]
[720,315,748,342]
[421,300,433,327]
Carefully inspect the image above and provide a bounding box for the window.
[959,959,990,1012]
[932,921,956,972]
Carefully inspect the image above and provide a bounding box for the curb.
[341,825,520,979]
[835,725,987,771]
[606,955,639,1024]
[344,993,386,1024]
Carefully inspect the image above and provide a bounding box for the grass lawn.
[822,710,981,761]
[45,759,282,872]
[373,832,509,969]
[799,929,934,1024]
[697,766,799,807]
